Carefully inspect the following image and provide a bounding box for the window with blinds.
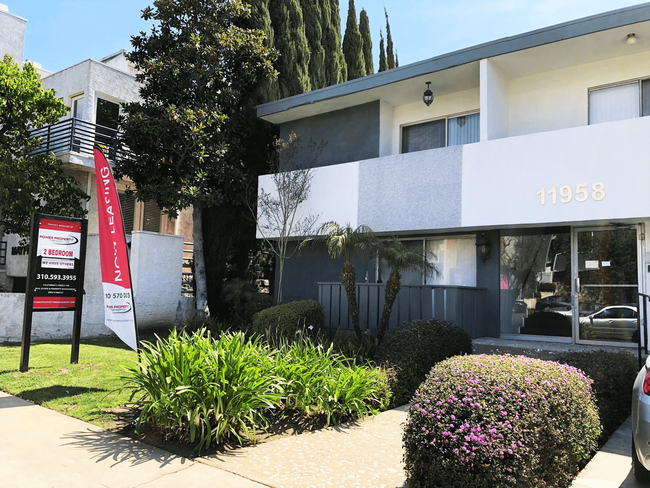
[589,80,650,124]
[142,201,162,232]
[402,112,480,154]
[119,191,136,234]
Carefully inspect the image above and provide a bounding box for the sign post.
[20,213,88,372]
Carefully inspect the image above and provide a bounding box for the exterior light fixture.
[627,33,637,45]
[423,81,433,106]
[476,233,492,263]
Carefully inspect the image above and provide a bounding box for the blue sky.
[9,0,647,73]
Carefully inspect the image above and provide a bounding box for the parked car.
[578,305,638,342]
[535,295,571,312]
[632,357,650,480]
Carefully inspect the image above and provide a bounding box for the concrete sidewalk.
[0,391,267,488]
[1,388,645,488]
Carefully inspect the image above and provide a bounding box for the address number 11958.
[536,183,605,205]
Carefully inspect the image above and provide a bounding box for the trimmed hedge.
[252,300,325,338]
[375,319,472,407]
[555,349,637,445]
[404,354,600,488]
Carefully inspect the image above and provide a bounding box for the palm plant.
[377,237,437,343]
[306,222,375,339]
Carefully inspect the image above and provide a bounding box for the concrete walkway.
[0,391,266,488]
[0,388,645,488]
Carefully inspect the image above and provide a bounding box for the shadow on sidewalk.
[61,428,190,469]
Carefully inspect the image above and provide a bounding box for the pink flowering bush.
[403,354,600,487]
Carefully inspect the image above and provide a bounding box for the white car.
[578,305,638,342]
[632,356,650,480]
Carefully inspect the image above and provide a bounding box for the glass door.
[573,226,641,344]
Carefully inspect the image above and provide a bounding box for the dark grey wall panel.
[279,101,380,169]
[358,146,463,233]
[476,230,501,337]
[277,246,375,304]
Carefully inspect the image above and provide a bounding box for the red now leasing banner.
[93,148,138,351]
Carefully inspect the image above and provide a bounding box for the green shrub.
[404,355,600,488]
[121,329,282,451]
[252,300,325,339]
[376,319,472,407]
[220,278,274,327]
[272,336,389,423]
[555,349,637,445]
[182,315,226,336]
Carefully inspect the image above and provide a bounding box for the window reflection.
[500,230,572,337]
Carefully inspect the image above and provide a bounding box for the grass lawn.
[0,336,143,427]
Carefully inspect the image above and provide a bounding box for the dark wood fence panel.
[318,283,487,337]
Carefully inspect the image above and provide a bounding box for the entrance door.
[573,226,642,344]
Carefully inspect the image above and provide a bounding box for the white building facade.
[257,3,650,347]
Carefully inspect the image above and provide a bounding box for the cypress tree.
[395,51,399,68]
[384,6,395,70]
[269,0,311,97]
[359,8,373,75]
[321,0,346,85]
[244,0,281,103]
[342,0,365,80]
[378,29,387,72]
[301,0,326,90]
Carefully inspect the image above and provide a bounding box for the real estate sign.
[32,217,84,310]
[20,213,88,371]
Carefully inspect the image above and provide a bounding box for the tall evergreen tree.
[328,0,347,84]
[359,8,373,75]
[243,0,280,103]
[378,29,387,72]
[385,6,395,69]
[395,51,399,67]
[301,0,326,90]
[269,0,311,97]
[342,0,365,80]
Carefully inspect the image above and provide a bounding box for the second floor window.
[589,79,650,124]
[402,112,479,154]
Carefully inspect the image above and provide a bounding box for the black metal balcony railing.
[30,118,132,162]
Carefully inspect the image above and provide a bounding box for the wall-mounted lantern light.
[626,33,637,45]
[423,81,434,106]
[476,233,492,263]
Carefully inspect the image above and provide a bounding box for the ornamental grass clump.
[403,354,600,488]
[273,336,390,424]
[121,329,282,451]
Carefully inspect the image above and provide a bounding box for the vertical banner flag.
[93,148,138,351]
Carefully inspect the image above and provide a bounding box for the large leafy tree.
[342,0,365,80]
[116,0,277,317]
[0,54,88,238]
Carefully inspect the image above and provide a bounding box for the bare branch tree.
[252,132,326,303]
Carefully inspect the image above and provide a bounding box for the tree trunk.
[378,272,400,343]
[277,245,284,304]
[341,260,361,339]
[192,204,208,317]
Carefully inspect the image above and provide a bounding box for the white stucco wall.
[257,162,359,239]
[0,232,194,342]
[507,49,650,137]
[462,115,650,228]
[390,87,480,155]
[480,58,510,141]
[379,100,395,157]
[42,59,139,130]
[0,6,26,62]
